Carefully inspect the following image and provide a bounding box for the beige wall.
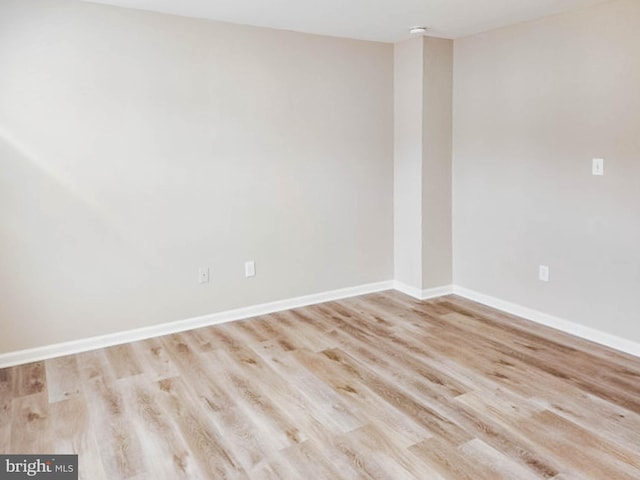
[0,0,394,353]
[393,37,423,289]
[394,36,453,292]
[422,37,452,289]
[3,0,637,355]
[453,0,640,341]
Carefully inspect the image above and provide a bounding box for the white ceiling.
[83,0,609,42]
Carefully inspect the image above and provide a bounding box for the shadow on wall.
[0,126,166,353]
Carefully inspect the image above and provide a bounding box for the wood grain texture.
[1,292,639,479]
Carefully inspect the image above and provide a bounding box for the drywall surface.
[0,0,393,352]
[393,37,423,289]
[422,37,452,289]
[394,36,453,292]
[453,0,640,341]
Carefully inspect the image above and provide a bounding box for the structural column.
[394,36,453,296]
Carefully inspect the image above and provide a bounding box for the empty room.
[1,0,639,478]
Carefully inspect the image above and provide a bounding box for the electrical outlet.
[198,267,209,284]
[245,261,255,278]
[538,265,549,282]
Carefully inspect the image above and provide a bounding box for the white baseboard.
[393,281,453,300]
[452,285,640,358]
[3,279,638,367]
[0,280,394,368]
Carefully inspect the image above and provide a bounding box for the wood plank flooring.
[1,291,639,479]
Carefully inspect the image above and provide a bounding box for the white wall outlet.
[538,265,549,282]
[245,261,255,278]
[198,267,210,284]
[592,158,604,176]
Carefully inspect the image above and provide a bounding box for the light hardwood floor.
[1,291,640,479]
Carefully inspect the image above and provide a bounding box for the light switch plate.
[592,158,604,176]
